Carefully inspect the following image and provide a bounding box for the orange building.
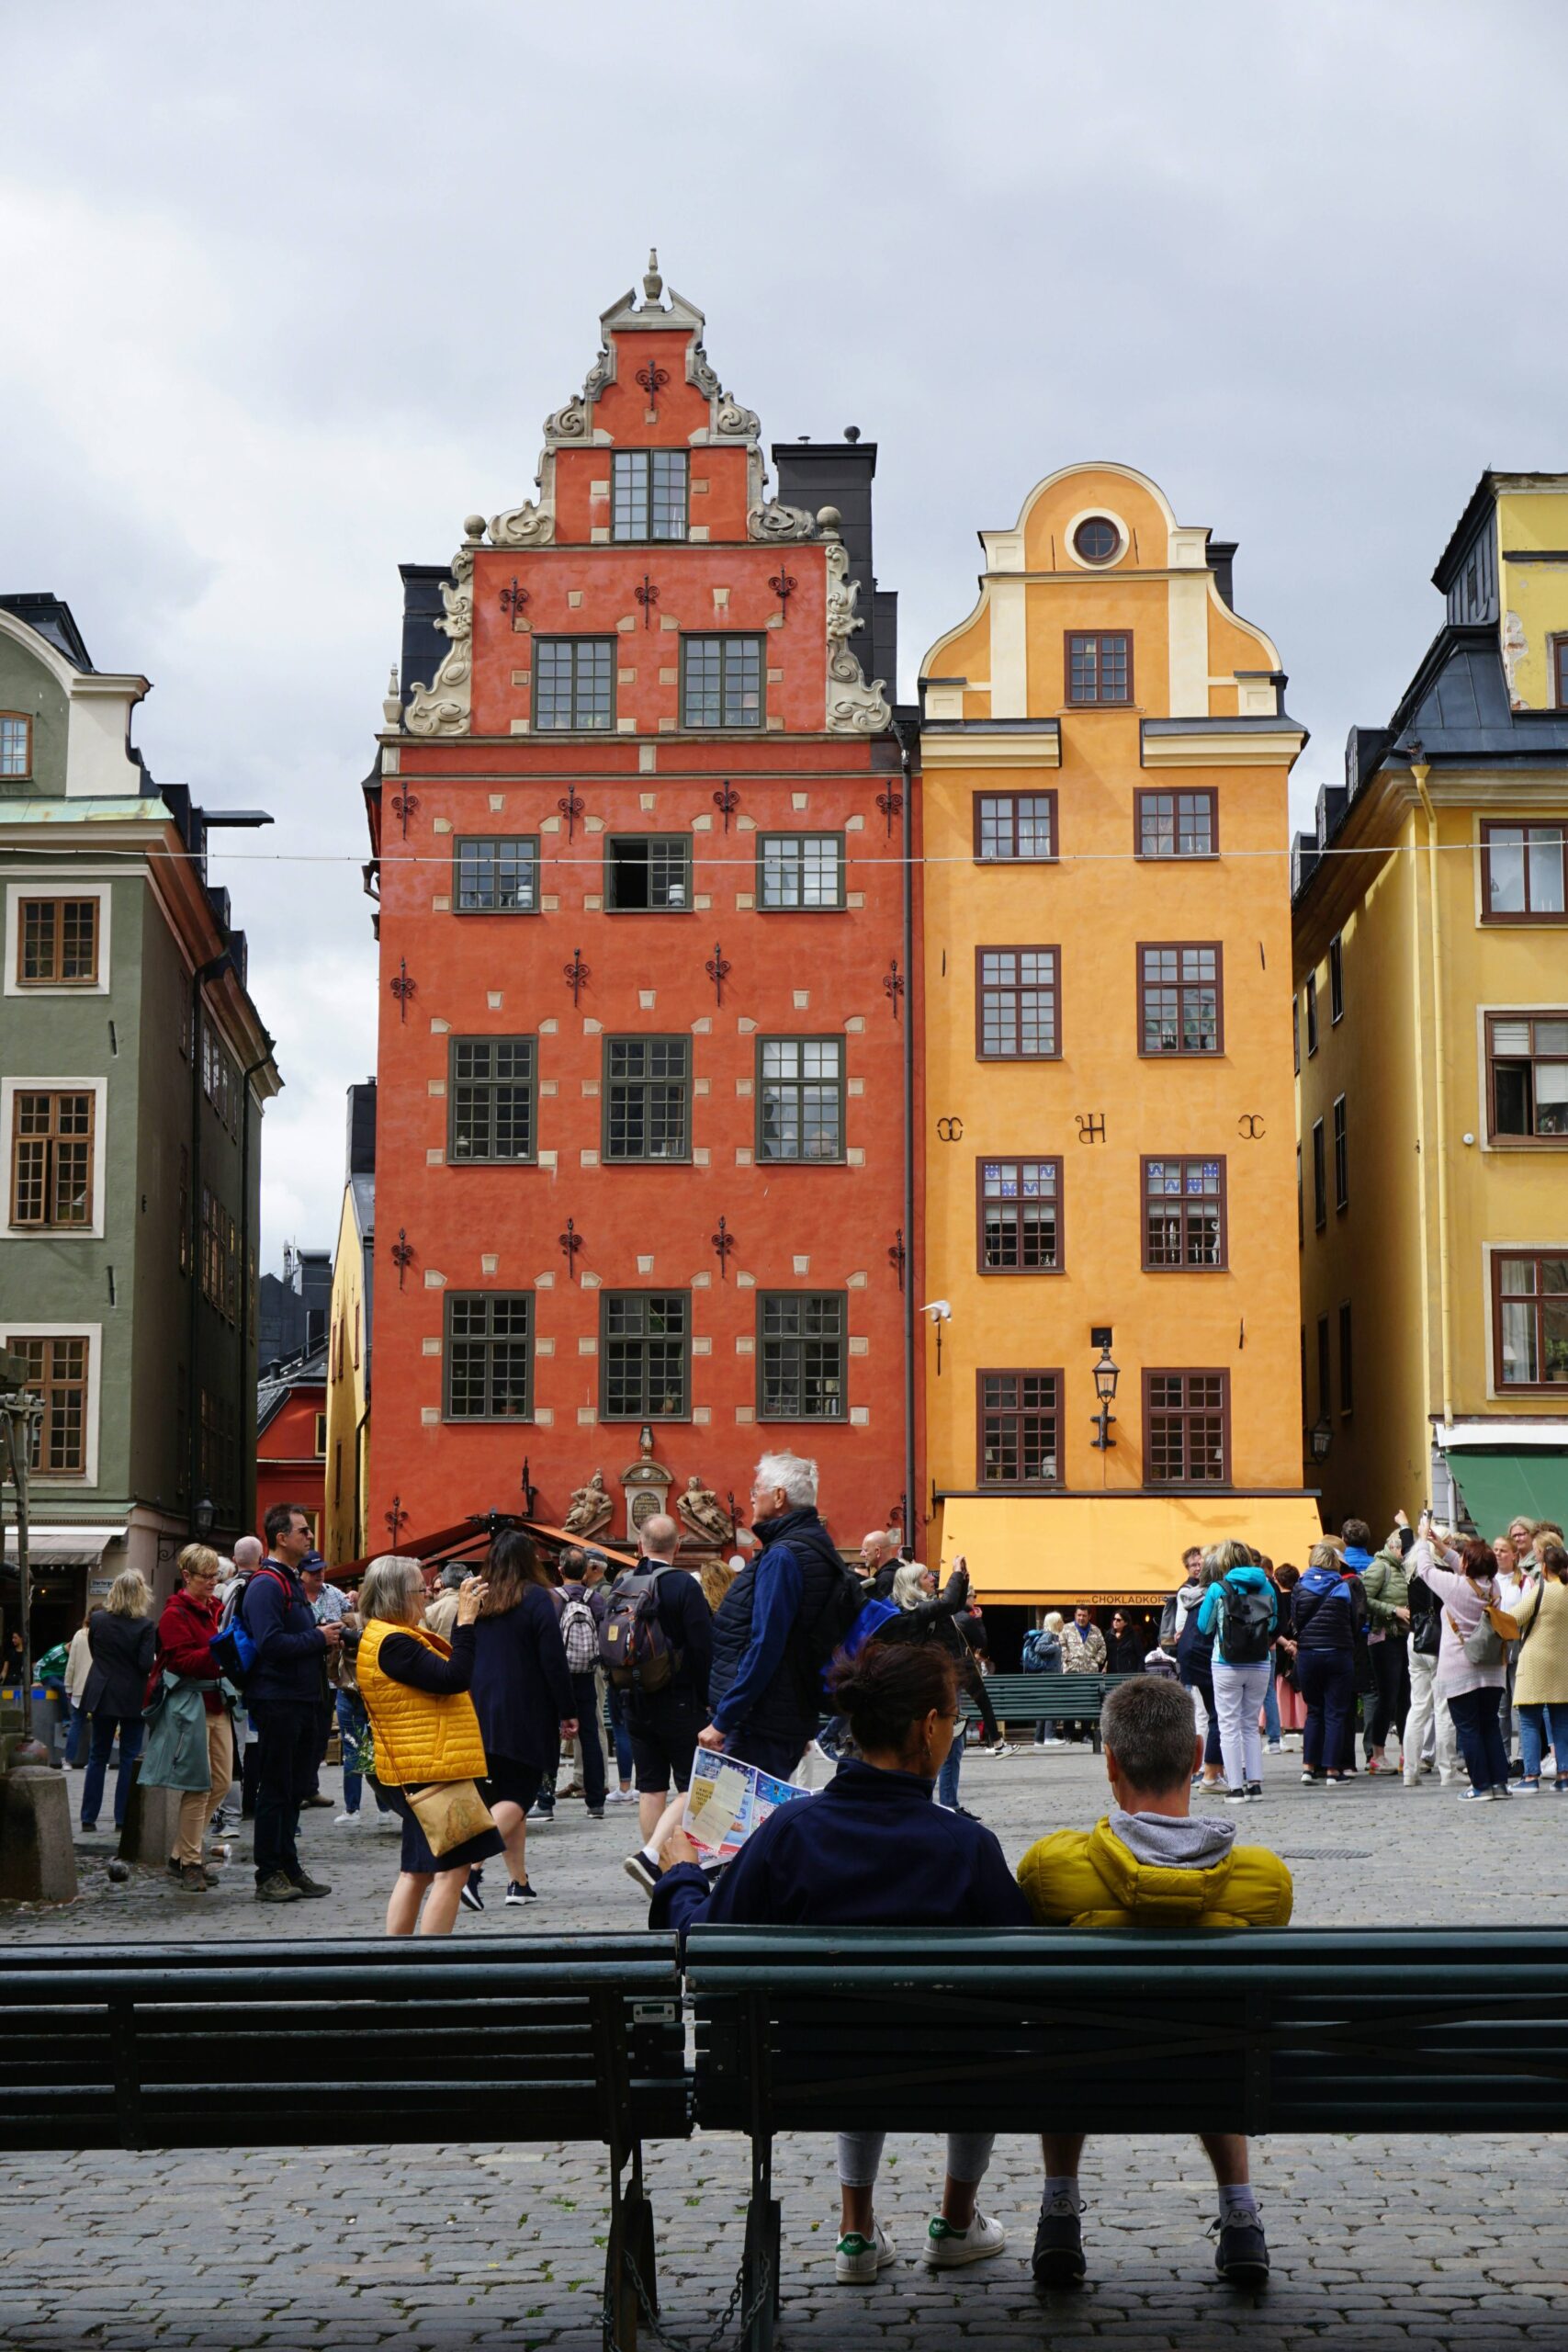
[364,258,912,1558]
[916,463,1323,1635]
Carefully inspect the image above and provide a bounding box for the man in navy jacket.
[702,1453,842,1781]
[242,1502,339,1902]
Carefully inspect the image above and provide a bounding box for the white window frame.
[0,1075,109,1241]
[4,881,112,998]
[0,1320,102,1485]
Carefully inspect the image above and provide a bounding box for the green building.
[0,594,281,1645]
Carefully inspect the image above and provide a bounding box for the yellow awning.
[936,1496,1325,1606]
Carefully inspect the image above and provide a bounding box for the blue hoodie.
[1196,1564,1278,1668]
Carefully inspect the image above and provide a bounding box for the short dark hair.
[1100,1675,1198,1794]
[559,1547,589,1579]
[1341,1518,1371,1549]
[828,1639,956,1754]
[264,1500,309,1547]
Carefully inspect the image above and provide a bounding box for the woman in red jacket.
[154,1545,235,1889]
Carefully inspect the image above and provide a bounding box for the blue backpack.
[821,1594,900,1689]
[209,1565,289,1691]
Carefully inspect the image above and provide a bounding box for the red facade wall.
[367,292,911,1557]
[256,1384,326,1549]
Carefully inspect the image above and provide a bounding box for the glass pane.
[1500,1299,1538,1384]
[1544,1303,1568,1385]
[1535,1021,1568,1054]
[1491,1021,1532,1055]
[1493,1063,1531,1135]
[1528,828,1565,912]
[1487,829,1525,913]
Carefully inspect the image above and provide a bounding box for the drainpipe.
[893,720,917,1549]
[1413,762,1454,1429]
[238,1046,275,1544]
[187,954,230,1533]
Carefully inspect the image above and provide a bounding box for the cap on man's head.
[301,1553,325,1575]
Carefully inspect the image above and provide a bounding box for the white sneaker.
[835,2217,896,2283]
[923,2211,1006,2268]
[1040,1737,1068,1748]
[604,1787,636,1806]
[333,1811,362,1826]
[985,1741,1015,1758]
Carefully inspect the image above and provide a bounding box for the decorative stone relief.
[404,541,475,737]
[489,496,555,547]
[715,391,761,439]
[823,538,891,732]
[748,499,818,542]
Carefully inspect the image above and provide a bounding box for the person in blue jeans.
[79,1573,158,1831]
[1290,1544,1366,1785]
[333,1687,393,1822]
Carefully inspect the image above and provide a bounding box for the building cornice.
[918,722,1062,771]
[1140,718,1306,770]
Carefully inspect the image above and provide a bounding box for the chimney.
[347,1079,377,1177]
[771,435,895,689]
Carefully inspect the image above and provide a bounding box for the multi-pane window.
[1139,944,1222,1056]
[605,834,691,911]
[759,1294,846,1420]
[17,899,98,986]
[8,1336,88,1475]
[1296,1142,1303,1247]
[1145,1370,1229,1484]
[1333,1095,1348,1210]
[1305,973,1319,1056]
[1494,1252,1568,1388]
[449,1037,536,1162]
[198,1388,238,1514]
[1329,933,1345,1023]
[602,1292,689,1419]
[1338,1300,1354,1416]
[10,1091,94,1227]
[978,1370,1061,1486]
[978,1158,1062,1272]
[758,1038,843,1161]
[976,947,1058,1058]
[1483,822,1567,921]
[1066,631,1132,705]
[1488,1014,1568,1140]
[1293,999,1301,1075]
[445,1293,533,1419]
[1136,790,1215,859]
[1312,1119,1326,1230]
[759,833,844,910]
[198,1189,239,1320]
[604,1037,691,1161]
[1316,1317,1331,1422]
[1554,638,1568,708]
[534,639,615,731]
[1143,1158,1226,1270]
[682,635,763,729]
[612,450,687,542]
[974,792,1056,862]
[456,836,537,913]
[177,1146,190,1277]
[0,714,32,777]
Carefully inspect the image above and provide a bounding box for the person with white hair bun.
[699,1453,845,1781]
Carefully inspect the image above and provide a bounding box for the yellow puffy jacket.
[1017,1818,1293,1929]
[356,1620,488,1787]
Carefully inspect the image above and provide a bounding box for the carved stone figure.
[822,538,891,732]
[489,496,555,548]
[715,393,760,440]
[677,1475,734,1549]
[562,1468,614,1539]
[404,542,475,737]
[748,499,818,543]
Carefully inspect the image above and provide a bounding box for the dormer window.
[613,451,687,542]
[0,715,32,777]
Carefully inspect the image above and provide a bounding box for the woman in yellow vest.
[356,1554,503,1935]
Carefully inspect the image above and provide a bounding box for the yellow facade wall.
[919,463,1319,1600]
[1499,489,1568,710]
[324,1182,371,1565]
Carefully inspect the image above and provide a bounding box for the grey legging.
[837,2130,995,2186]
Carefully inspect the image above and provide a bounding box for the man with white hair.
[699,1453,845,1781]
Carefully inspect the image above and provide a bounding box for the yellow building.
[1294,471,1568,1537]
[917,463,1324,1623]
[324,1082,376,1565]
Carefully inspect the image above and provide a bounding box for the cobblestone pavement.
[2,1743,1565,2350]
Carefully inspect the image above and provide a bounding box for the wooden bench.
[0,1933,688,2349]
[688,1922,1568,2351]
[963,1670,1137,1748]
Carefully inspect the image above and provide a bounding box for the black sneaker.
[459,1867,484,1913]
[1212,2212,1269,2287]
[288,1871,331,1898]
[1032,2207,1086,2290]
[622,1849,660,1896]
[1246,1781,1263,1799]
[504,1879,538,1905]
[526,1801,556,1823]
[254,1871,303,1903]
[585,1806,605,1820]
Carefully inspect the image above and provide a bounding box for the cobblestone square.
[2,1745,1564,2349]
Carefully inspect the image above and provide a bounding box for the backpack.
[1021,1628,1052,1672]
[599,1567,681,1693]
[209,1566,289,1691]
[1218,1577,1274,1666]
[560,1595,599,1676]
[1157,1592,1181,1649]
[807,1558,873,1668]
[832,1594,899,1674]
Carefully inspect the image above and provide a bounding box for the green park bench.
[962,1669,1138,1748]
[0,1934,688,2350]
[688,1922,1568,2352]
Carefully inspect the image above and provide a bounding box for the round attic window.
[1072,515,1121,565]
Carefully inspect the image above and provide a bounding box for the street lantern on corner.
[1090,1336,1120,1452]
[1309,1416,1333,1464]
[193,1498,216,1542]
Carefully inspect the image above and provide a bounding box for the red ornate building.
[363,258,914,1558]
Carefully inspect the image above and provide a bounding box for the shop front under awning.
[2,1525,125,1569]
[1444,1447,1568,1536]
[935,1496,1326,1605]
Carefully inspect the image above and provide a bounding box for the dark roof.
[1385,625,1568,763]
[350,1171,375,1243]
[257,1339,329,1434]
[1431,469,1565,591]
[0,593,94,671]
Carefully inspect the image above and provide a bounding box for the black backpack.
[1218,1577,1274,1666]
[807,1557,871,1668]
[599,1566,681,1693]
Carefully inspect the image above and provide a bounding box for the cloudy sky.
[6,0,1566,1272]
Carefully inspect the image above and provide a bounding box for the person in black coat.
[654,1639,1029,2285]
[1106,1612,1145,1674]
[80,1571,158,1832]
[469,1529,577,1905]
